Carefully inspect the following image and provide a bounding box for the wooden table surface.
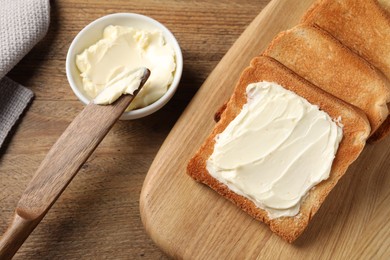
[0,0,270,259]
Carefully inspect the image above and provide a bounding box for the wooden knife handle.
[0,97,132,259]
[0,213,41,260]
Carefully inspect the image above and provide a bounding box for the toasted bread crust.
[302,0,390,80]
[187,56,370,242]
[214,102,227,122]
[263,24,390,135]
[370,107,390,142]
[301,0,390,140]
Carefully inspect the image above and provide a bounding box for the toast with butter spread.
[187,56,370,243]
[263,24,390,135]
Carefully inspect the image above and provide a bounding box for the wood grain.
[140,0,390,259]
[0,0,270,259]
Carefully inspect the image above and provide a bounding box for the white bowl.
[66,13,183,120]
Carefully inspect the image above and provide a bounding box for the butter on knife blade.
[93,67,150,105]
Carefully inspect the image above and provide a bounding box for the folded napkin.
[0,0,50,147]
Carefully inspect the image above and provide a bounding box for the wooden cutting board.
[140,0,390,258]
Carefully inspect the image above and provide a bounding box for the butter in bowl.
[66,13,183,120]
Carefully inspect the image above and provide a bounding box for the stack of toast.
[187,0,390,242]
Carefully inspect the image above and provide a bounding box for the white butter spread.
[206,82,343,219]
[76,25,175,108]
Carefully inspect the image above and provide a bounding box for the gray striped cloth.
[0,0,50,147]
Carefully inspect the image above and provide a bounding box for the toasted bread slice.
[302,0,390,141]
[263,24,390,135]
[187,56,370,242]
[302,0,390,83]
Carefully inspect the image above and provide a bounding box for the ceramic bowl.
[66,13,183,120]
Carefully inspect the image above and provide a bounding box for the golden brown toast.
[187,56,370,242]
[263,24,390,135]
[302,0,390,80]
[302,0,390,141]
